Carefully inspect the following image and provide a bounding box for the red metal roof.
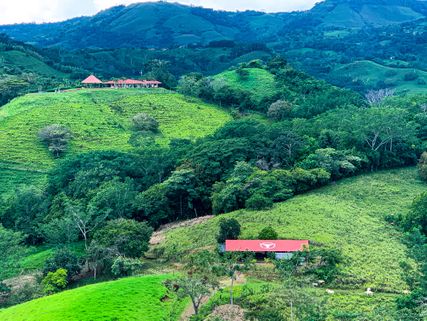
[225,240,309,252]
[82,75,103,84]
[101,78,162,85]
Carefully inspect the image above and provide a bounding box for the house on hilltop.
[81,75,162,89]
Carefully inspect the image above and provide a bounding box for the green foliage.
[245,193,273,211]
[267,100,293,121]
[132,113,159,133]
[43,248,81,282]
[110,256,144,277]
[41,268,68,294]
[216,218,241,244]
[166,276,214,315]
[38,125,72,158]
[258,226,278,240]
[0,225,26,280]
[1,185,48,244]
[92,219,153,258]
[0,274,186,321]
[417,152,427,182]
[405,193,427,235]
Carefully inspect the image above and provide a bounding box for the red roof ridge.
[225,240,309,252]
[82,75,103,84]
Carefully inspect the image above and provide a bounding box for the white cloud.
[0,0,322,25]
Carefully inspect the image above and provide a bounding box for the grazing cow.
[365,288,374,296]
[326,289,335,294]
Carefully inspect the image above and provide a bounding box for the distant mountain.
[1,0,426,94]
[309,0,427,28]
[1,0,426,49]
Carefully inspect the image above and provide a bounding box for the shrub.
[418,152,427,182]
[245,193,273,211]
[111,256,144,277]
[42,268,68,294]
[217,218,241,244]
[93,219,153,258]
[258,226,279,240]
[267,100,292,121]
[43,248,81,282]
[131,113,159,132]
[405,193,427,235]
[38,124,72,157]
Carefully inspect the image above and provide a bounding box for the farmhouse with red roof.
[225,239,309,260]
[81,75,162,88]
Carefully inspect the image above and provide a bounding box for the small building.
[225,240,309,260]
[81,75,103,87]
[105,79,162,89]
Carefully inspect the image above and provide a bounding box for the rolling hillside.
[0,274,186,321]
[0,34,74,106]
[330,60,427,93]
[154,167,425,293]
[213,68,277,104]
[0,89,231,170]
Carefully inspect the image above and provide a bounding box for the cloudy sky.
[0,0,322,25]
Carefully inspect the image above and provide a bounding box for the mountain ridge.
[1,0,426,49]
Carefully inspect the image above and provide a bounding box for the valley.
[0,1,426,320]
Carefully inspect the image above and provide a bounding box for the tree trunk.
[191,298,198,315]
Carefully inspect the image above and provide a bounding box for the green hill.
[0,89,231,170]
[155,167,424,293]
[330,60,427,93]
[213,68,277,104]
[0,274,186,321]
[0,34,74,106]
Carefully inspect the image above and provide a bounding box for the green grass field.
[0,274,186,321]
[0,168,47,201]
[156,167,425,292]
[213,67,277,104]
[0,89,231,170]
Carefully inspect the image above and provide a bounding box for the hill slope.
[0,274,186,321]
[154,167,424,292]
[0,34,73,106]
[0,89,231,170]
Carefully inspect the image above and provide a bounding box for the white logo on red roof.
[259,242,276,250]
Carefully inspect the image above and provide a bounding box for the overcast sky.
[0,0,322,25]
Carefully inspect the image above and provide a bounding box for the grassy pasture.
[213,67,277,104]
[155,167,425,292]
[0,168,47,200]
[0,89,231,170]
[0,274,186,321]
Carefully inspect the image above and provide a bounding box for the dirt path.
[149,215,214,246]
